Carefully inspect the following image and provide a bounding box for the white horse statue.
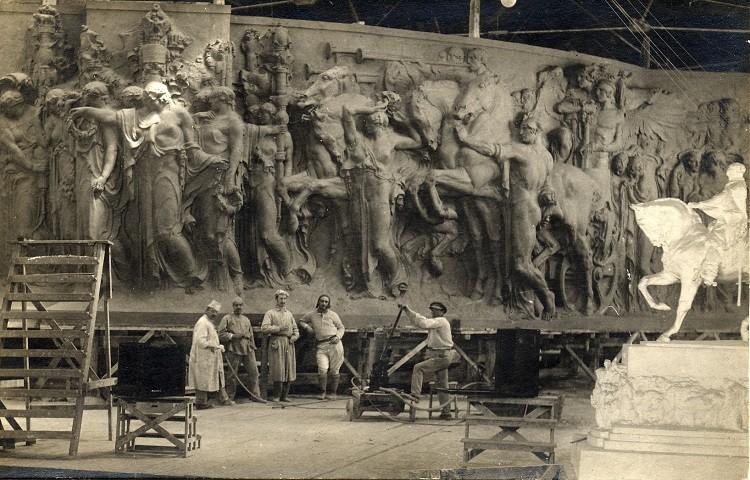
[631,163,748,342]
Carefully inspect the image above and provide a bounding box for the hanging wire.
[606,0,696,106]
[626,0,706,72]
[565,0,643,56]
[617,0,701,107]
[604,0,698,107]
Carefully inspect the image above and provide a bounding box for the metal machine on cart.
[346,307,418,421]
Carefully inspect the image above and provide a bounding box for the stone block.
[576,443,748,480]
[623,341,748,381]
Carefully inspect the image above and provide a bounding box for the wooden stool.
[428,380,459,419]
[115,396,201,457]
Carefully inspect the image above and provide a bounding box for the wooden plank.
[465,416,557,426]
[0,368,83,378]
[0,430,72,440]
[0,389,79,398]
[0,348,85,359]
[564,345,596,382]
[86,378,117,390]
[29,401,77,407]
[472,396,560,406]
[0,379,24,388]
[461,438,555,450]
[0,311,91,321]
[8,274,96,284]
[0,330,87,339]
[5,293,94,302]
[15,256,98,265]
[387,339,427,376]
[70,242,106,456]
[121,414,188,422]
[454,343,493,385]
[136,432,190,439]
[11,240,110,245]
[0,408,77,418]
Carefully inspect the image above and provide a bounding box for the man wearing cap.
[299,294,345,400]
[401,302,458,420]
[261,290,299,402]
[189,300,233,409]
[218,296,261,402]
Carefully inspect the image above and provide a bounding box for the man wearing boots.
[189,300,234,409]
[260,289,299,402]
[218,296,261,402]
[299,294,346,400]
[400,302,458,420]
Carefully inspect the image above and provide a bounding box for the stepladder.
[0,240,115,456]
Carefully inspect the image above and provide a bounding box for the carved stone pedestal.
[576,341,749,480]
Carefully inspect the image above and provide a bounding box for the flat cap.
[429,301,447,314]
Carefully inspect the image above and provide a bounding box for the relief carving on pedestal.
[591,360,748,431]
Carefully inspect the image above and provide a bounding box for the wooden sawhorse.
[462,394,563,464]
[115,396,200,457]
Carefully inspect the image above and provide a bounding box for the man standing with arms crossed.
[299,295,345,400]
[400,302,458,420]
[218,296,261,402]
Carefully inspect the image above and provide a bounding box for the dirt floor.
[0,376,594,479]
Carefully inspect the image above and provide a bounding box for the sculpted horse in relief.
[411,74,606,316]
[632,163,749,341]
[409,75,513,304]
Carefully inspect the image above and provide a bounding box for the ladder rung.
[0,430,73,440]
[9,274,96,284]
[5,293,95,302]
[0,368,84,378]
[0,408,76,418]
[0,388,79,398]
[0,348,85,359]
[0,330,87,339]
[15,256,99,266]
[0,311,91,321]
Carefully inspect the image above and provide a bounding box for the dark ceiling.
[229,0,750,73]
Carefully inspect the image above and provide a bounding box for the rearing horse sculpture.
[632,163,749,341]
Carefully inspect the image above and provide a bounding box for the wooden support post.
[104,299,113,441]
[468,0,481,39]
[363,332,379,381]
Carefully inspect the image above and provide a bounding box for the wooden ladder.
[0,240,115,456]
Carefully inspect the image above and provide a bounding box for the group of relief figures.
[0,4,747,337]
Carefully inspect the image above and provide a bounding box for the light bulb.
[500,0,517,7]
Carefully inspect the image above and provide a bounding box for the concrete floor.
[0,380,594,479]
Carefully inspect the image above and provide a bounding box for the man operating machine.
[400,302,460,420]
